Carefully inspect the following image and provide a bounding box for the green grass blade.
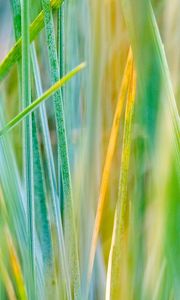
[148,3,180,161]
[31,112,52,265]
[10,0,21,40]
[31,43,72,299]
[57,1,65,201]
[22,0,35,297]
[0,63,85,136]
[10,0,22,107]
[119,1,180,297]
[10,0,48,296]
[0,0,63,82]
[121,0,180,159]
[57,2,65,88]
[41,0,81,297]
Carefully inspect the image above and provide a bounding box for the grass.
[0,0,63,81]
[0,63,85,135]
[88,48,133,287]
[0,0,179,299]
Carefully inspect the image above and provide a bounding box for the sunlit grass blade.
[0,63,85,136]
[0,0,63,82]
[121,0,180,160]
[120,2,180,297]
[88,48,133,287]
[106,61,136,300]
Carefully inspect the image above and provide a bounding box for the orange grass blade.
[87,48,133,285]
[106,61,136,300]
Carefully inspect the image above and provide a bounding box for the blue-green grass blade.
[41,1,81,297]
[22,0,35,298]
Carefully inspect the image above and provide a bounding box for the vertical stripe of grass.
[31,44,71,299]
[5,0,27,256]
[31,112,52,264]
[120,1,180,297]
[106,64,136,299]
[10,0,22,99]
[57,1,65,89]
[10,0,21,40]
[10,1,51,295]
[57,2,65,211]
[21,0,35,298]
[41,1,80,298]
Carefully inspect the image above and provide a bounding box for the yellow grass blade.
[5,228,28,300]
[88,48,133,285]
[0,250,17,300]
[106,61,136,300]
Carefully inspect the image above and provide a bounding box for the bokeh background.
[0,0,179,299]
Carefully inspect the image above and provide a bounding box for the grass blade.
[0,62,85,136]
[31,43,72,299]
[10,0,21,40]
[31,112,52,265]
[6,228,28,300]
[106,61,136,300]
[41,1,81,297]
[0,0,63,81]
[10,0,22,100]
[21,0,35,297]
[0,251,17,300]
[88,48,133,286]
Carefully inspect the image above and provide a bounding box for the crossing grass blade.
[31,42,72,299]
[0,63,85,136]
[0,0,63,81]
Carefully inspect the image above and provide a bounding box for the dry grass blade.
[88,48,133,285]
[106,61,136,300]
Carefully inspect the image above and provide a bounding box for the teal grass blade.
[41,1,81,297]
